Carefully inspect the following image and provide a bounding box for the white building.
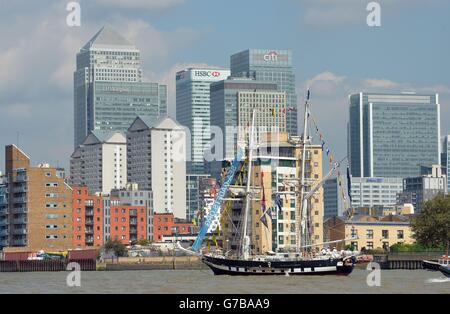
[127,116,187,219]
[70,131,127,194]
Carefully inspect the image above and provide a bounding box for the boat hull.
[422,260,441,271]
[439,265,450,278]
[203,255,354,276]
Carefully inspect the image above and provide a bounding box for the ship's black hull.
[203,255,354,276]
[439,265,450,278]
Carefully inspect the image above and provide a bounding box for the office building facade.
[348,92,440,178]
[230,49,298,136]
[210,78,286,178]
[74,26,167,147]
[324,177,403,219]
[403,165,447,212]
[443,135,450,191]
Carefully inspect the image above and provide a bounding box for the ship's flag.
[275,193,283,212]
[347,166,353,202]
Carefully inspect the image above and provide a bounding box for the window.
[397,230,404,240]
[382,230,389,239]
[366,229,374,239]
[351,242,358,250]
[351,228,358,238]
[367,242,374,250]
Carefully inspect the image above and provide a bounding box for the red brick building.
[153,213,194,242]
[72,187,150,247]
[109,197,147,244]
[72,186,104,248]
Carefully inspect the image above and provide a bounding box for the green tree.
[411,193,450,254]
[135,239,151,246]
[104,240,128,257]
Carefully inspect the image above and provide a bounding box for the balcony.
[13,197,27,204]
[12,207,27,214]
[11,238,27,246]
[85,218,94,225]
[85,210,94,216]
[85,237,94,244]
[12,228,27,235]
[15,175,27,182]
[12,217,27,225]
[130,227,137,234]
[0,239,9,247]
[85,227,94,234]
[12,186,27,193]
[129,218,138,225]
[0,228,9,236]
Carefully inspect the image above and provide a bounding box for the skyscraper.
[442,135,450,191]
[348,92,440,178]
[74,26,167,147]
[209,77,286,178]
[230,49,298,136]
[176,68,230,174]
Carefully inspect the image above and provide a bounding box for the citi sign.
[263,51,278,62]
[194,70,221,78]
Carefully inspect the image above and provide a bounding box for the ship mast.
[241,109,256,260]
[297,90,311,253]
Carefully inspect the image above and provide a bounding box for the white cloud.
[363,78,399,89]
[307,71,346,86]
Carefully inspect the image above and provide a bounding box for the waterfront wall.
[0,259,96,272]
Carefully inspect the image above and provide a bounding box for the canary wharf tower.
[74,26,167,147]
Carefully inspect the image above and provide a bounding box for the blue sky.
[0,0,449,170]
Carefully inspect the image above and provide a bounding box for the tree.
[135,239,151,246]
[412,193,450,254]
[104,240,127,257]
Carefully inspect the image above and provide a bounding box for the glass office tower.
[74,26,167,147]
[348,92,440,178]
[176,68,230,174]
[230,49,298,136]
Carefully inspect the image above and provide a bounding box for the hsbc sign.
[194,70,221,77]
[189,69,230,81]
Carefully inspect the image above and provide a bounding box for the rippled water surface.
[0,269,448,294]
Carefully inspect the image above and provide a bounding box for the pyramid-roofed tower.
[82,25,136,50]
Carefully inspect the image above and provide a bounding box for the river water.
[0,269,448,294]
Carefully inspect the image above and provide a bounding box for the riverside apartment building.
[0,145,73,251]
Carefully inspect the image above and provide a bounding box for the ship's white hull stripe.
[205,261,338,273]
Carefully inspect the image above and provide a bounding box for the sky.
[0,0,449,171]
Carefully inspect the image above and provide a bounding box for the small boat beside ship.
[422,255,450,271]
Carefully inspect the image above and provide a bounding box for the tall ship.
[179,90,356,275]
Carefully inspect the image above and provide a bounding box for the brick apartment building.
[153,213,195,242]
